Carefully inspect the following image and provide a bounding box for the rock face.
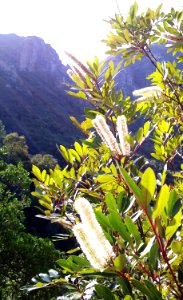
[0,34,69,87]
[0,34,85,160]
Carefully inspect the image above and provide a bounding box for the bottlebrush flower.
[116,115,130,156]
[73,223,107,269]
[92,115,121,157]
[73,198,115,270]
[133,86,162,102]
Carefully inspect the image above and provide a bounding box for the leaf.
[143,121,151,136]
[171,241,183,254]
[132,280,156,300]
[120,168,142,206]
[117,191,128,213]
[109,211,133,244]
[149,242,159,270]
[56,259,74,273]
[153,185,169,219]
[39,200,53,211]
[32,165,42,181]
[95,209,112,230]
[60,145,69,162]
[129,2,138,20]
[124,296,133,300]
[105,193,118,213]
[95,284,116,300]
[117,277,132,296]
[165,210,182,241]
[136,127,143,143]
[70,255,91,268]
[78,188,101,199]
[125,216,141,247]
[140,236,156,257]
[167,189,178,217]
[140,167,156,208]
[96,174,115,183]
[144,280,163,300]
[113,254,126,271]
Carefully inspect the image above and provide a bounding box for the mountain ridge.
[0,33,181,161]
[0,34,86,160]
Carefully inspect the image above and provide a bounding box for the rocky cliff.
[0,34,85,160]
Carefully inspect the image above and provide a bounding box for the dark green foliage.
[2,132,31,169]
[31,153,58,171]
[0,144,60,299]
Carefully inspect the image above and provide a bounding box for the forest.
[1,2,183,299]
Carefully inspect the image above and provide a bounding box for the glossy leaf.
[113,254,126,271]
[109,211,133,244]
[105,193,118,213]
[125,216,141,246]
[140,167,156,208]
[153,184,169,219]
[120,168,142,206]
[95,284,116,300]
[166,210,182,241]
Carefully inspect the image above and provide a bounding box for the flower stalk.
[116,115,130,156]
[73,197,115,270]
[92,115,121,158]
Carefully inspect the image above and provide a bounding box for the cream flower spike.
[92,115,121,158]
[133,86,162,102]
[73,198,115,270]
[116,115,130,156]
[73,223,107,270]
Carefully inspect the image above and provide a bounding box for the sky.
[0,0,182,64]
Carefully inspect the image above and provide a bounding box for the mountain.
[0,34,86,160]
[0,34,181,162]
[111,43,179,98]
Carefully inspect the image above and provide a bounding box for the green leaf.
[79,188,101,199]
[124,296,133,300]
[56,259,75,273]
[129,2,138,20]
[132,280,156,300]
[95,209,113,230]
[136,127,143,143]
[153,185,169,219]
[143,121,151,136]
[144,280,163,300]
[32,165,42,181]
[166,210,182,241]
[167,189,178,217]
[171,241,183,254]
[125,216,141,246]
[149,242,159,270]
[113,254,126,271]
[117,277,132,296]
[109,211,133,244]
[117,191,127,213]
[60,145,69,162]
[70,255,91,268]
[140,167,156,208]
[120,168,142,206]
[95,284,116,300]
[39,200,53,211]
[96,174,115,183]
[105,193,118,212]
[74,141,83,156]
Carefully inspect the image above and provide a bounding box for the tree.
[0,148,60,299]
[28,3,183,299]
[3,132,31,169]
[31,153,58,171]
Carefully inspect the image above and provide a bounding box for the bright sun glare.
[0,0,182,64]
